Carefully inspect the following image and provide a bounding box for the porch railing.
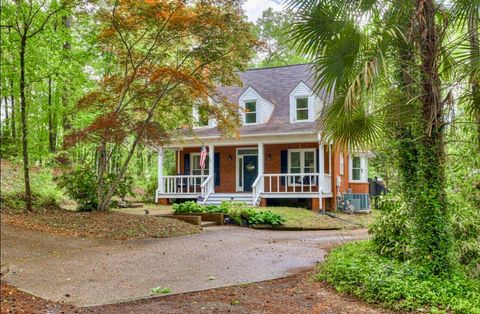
[262,173,322,193]
[252,175,264,206]
[161,175,209,195]
[200,174,214,203]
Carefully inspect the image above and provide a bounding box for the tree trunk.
[96,141,108,211]
[10,78,15,139]
[414,0,452,274]
[19,35,32,212]
[47,76,56,153]
[62,15,72,132]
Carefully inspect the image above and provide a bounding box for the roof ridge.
[243,62,313,72]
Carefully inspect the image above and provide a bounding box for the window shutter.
[184,153,190,175]
[316,148,320,173]
[214,152,220,186]
[280,150,288,185]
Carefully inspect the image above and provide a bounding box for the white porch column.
[258,142,264,175]
[208,144,215,193]
[158,147,165,195]
[318,135,324,211]
[258,142,264,195]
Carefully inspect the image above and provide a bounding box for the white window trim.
[349,155,368,183]
[235,147,258,192]
[192,101,215,129]
[243,99,258,125]
[340,152,345,176]
[190,153,209,176]
[288,149,317,184]
[289,82,315,123]
[294,96,310,122]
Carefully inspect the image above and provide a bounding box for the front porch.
[156,137,334,210]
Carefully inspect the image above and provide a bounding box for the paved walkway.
[1,223,368,307]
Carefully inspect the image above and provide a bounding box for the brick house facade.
[156,64,371,211]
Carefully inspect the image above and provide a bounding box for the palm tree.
[290,0,453,273]
[451,0,480,151]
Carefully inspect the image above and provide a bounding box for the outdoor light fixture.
[267,153,272,160]
[228,154,232,160]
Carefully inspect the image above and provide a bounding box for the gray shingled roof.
[183,63,327,138]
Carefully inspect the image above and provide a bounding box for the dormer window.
[197,106,209,127]
[289,82,314,123]
[245,100,257,124]
[296,97,309,121]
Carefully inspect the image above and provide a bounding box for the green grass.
[252,207,378,229]
[319,241,480,313]
[123,204,379,229]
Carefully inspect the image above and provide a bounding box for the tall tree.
[8,0,68,211]
[291,0,453,273]
[253,7,308,67]
[65,0,255,211]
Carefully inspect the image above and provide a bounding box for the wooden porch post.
[158,147,165,198]
[258,142,264,175]
[209,144,214,193]
[318,134,324,211]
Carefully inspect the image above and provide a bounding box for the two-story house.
[155,64,370,211]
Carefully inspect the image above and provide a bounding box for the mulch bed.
[1,282,77,314]
[1,210,201,240]
[1,269,390,314]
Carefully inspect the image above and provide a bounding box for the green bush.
[247,210,286,226]
[173,201,204,213]
[56,166,134,211]
[1,191,61,213]
[369,195,413,260]
[172,201,225,214]
[219,201,248,215]
[319,241,480,313]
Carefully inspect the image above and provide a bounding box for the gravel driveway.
[1,223,367,307]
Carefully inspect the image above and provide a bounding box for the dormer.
[192,98,216,128]
[239,86,274,125]
[289,81,318,123]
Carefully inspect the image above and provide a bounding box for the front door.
[243,155,258,192]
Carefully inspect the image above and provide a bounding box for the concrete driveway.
[1,223,368,307]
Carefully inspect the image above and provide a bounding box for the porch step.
[203,193,254,206]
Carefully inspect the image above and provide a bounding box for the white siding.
[289,81,317,123]
[239,86,274,125]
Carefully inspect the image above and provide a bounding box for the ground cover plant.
[318,241,480,313]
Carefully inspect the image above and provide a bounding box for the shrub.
[247,210,286,226]
[319,241,480,313]
[56,166,134,211]
[219,201,248,215]
[172,201,204,214]
[369,195,413,260]
[1,191,61,213]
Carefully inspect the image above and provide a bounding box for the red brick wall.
[349,183,369,194]
[174,143,371,208]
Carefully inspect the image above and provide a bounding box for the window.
[296,97,309,121]
[352,157,361,180]
[191,154,209,184]
[245,101,257,124]
[197,106,209,126]
[288,149,316,183]
[340,153,344,175]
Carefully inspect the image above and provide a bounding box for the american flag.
[199,145,207,170]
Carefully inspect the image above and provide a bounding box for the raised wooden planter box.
[157,214,201,226]
[174,213,224,226]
